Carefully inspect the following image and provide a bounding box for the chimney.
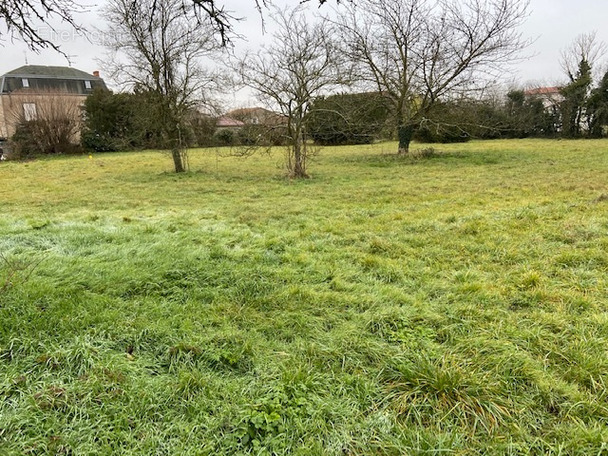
[93,70,100,78]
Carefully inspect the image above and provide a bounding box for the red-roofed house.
[216,116,245,130]
[524,86,563,111]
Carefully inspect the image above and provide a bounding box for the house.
[0,65,107,142]
[214,107,286,131]
[213,107,287,146]
[523,86,564,133]
[226,107,286,127]
[215,115,245,131]
[524,86,563,111]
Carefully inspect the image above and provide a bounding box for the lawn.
[1,139,608,455]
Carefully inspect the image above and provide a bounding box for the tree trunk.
[165,120,187,173]
[397,124,414,155]
[291,133,308,178]
[292,144,307,178]
[171,146,186,173]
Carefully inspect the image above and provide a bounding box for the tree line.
[6,0,608,178]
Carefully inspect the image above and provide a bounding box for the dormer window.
[22,78,29,88]
[84,80,92,89]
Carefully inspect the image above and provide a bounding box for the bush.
[308,92,390,146]
[81,89,168,152]
[414,121,470,143]
[410,147,438,159]
[190,115,217,147]
[412,103,473,143]
[214,129,236,146]
[9,122,39,159]
[412,94,559,143]
[238,124,288,147]
[11,119,81,158]
[80,131,121,153]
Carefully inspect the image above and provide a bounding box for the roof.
[216,116,245,128]
[2,65,101,80]
[0,65,107,95]
[524,87,562,96]
[228,107,275,116]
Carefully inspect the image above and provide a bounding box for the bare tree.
[0,0,235,51]
[335,0,530,154]
[236,7,344,178]
[102,0,223,172]
[561,32,607,82]
[0,0,87,53]
[0,1,342,52]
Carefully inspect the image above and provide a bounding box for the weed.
[410,147,438,159]
[0,251,44,296]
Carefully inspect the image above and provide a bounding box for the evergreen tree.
[587,70,608,137]
[560,58,592,137]
[81,89,168,152]
[505,90,558,138]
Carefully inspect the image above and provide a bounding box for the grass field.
[1,139,608,455]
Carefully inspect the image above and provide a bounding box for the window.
[23,103,37,121]
[22,78,29,88]
[84,80,92,89]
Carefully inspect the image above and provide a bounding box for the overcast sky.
[0,0,606,103]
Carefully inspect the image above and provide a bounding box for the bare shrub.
[410,147,438,159]
[9,92,83,157]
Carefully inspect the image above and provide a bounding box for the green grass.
[1,139,608,454]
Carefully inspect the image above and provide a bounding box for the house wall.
[0,96,6,140]
[0,92,87,140]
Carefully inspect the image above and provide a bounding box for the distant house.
[523,86,564,133]
[227,107,286,127]
[524,86,563,111]
[0,65,107,142]
[215,115,245,131]
[213,107,287,146]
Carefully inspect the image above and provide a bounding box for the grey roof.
[0,65,107,95]
[3,65,100,80]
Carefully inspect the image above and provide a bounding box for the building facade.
[0,65,107,141]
